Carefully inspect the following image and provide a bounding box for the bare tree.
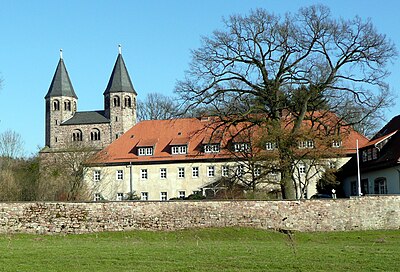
[0,130,24,159]
[39,144,98,201]
[137,92,179,121]
[176,5,397,199]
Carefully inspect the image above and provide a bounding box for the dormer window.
[204,144,220,153]
[298,140,314,149]
[234,143,250,152]
[172,145,187,155]
[266,142,277,150]
[362,147,378,162]
[138,147,153,156]
[332,140,342,148]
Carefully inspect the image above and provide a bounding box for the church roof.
[45,54,77,99]
[61,111,110,125]
[103,51,136,95]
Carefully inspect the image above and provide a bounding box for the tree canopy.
[176,5,397,199]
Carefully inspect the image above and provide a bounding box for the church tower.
[103,45,137,140]
[45,49,78,148]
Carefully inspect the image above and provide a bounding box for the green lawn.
[0,228,399,271]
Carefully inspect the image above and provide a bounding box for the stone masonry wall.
[0,196,399,234]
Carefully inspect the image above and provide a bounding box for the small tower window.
[113,96,120,107]
[124,96,132,108]
[90,128,101,141]
[64,100,71,111]
[72,129,83,141]
[53,100,60,111]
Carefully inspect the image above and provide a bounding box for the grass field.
[0,228,399,271]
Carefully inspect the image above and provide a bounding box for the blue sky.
[0,0,399,156]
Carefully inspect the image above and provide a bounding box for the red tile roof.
[93,116,368,164]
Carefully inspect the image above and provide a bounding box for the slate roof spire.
[45,49,77,99]
[103,45,137,95]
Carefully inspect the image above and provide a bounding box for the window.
[222,165,229,177]
[117,193,124,201]
[138,147,153,156]
[64,100,71,111]
[374,177,387,194]
[160,168,167,179]
[350,181,357,196]
[93,170,101,182]
[298,140,314,149]
[372,148,378,160]
[192,167,199,178]
[90,128,101,141]
[113,95,120,107]
[178,167,185,178]
[362,150,367,162]
[141,192,148,201]
[116,170,124,180]
[94,193,101,201]
[204,144,220,153]
[141,169,148,179]
[161,192,168,201]
[207,166,215,177]
[124,96,132,108]
[332,140,342,148]
[236,164,244,176]
[72,129,83,141]
[234,143,250,152]
[361,179,369,195]
[298,164,306,175]
[172,145,187,155]
[254,165,261,177]
[266,142,276,150]
[115,134,119,139]
[367,149,372,161]
[179,191,186,199]
[53,100,60,111]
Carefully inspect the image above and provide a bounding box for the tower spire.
[60,49,63,59]
[118,44,122,55]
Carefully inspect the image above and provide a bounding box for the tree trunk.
[281,169,296,199]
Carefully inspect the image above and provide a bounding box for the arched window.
[53,100,60,111]
[64,100,71,111]
[374,177,388,194]
[72,129,83,142]
[124,96,132,108]
[113,96,120,107]
[90,128,101,141]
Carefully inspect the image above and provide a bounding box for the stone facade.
[0,196,399,234]
[42,48,137,154]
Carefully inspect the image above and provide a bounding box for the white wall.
[343,167,400,197]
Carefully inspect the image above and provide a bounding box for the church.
[41,46,137,156]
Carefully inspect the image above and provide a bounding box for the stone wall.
[0,196,399,234]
